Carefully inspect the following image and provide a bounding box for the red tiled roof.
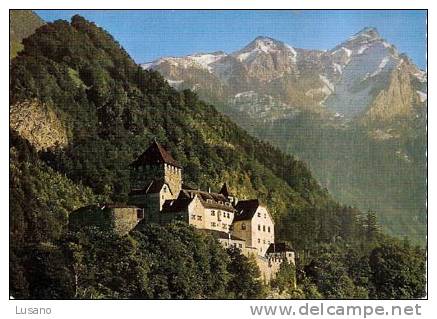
[131,140,181,168]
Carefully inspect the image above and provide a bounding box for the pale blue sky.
[35,10,427,69]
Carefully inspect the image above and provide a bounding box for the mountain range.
[143,28,427,244]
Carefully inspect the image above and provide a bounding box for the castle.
[70,140,295,283]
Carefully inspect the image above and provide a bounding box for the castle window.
[258,225,261,231]
[191,214,196,220]
[211,222,216,227]
[137,209,144,219]
[268,226,271,233]
[241,223,246,230]
[263,225,266,232]
[224,242,228,246]
[264,213,266,218]
[263,240,266,244]
[257,212,261,217]
[163,186,167,193]
[239,243,243,248]
[258,239,260,243]
[211,210,215,216]
[197,216,202,221]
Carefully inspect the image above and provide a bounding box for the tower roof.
[234,199,260,221]
[131,140,181,168]
[219,183,233,197]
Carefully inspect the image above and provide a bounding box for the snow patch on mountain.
[142,53,226,73]
[416,91,427,103]
[319,75,335,92]
[236,51,256,62]
[166,79,184,88]
[285,44,298,63]
[234,37,297,64]
[333,63,343,74]
[357,45,370,55]
[188,53,227,71]
[142,62,155,69]
[368,56,390,78]
[342,47,352,57]
[414,70,427,82]
[235,91,258,99]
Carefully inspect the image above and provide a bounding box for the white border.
[2,1,433,318]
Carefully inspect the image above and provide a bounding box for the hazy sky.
[36,10,427,69]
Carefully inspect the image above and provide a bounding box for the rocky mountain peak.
[239,36,295,54]
[351,27,381,40]
[337,27,386,53]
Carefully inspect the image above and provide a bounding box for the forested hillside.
[9,15,426,299]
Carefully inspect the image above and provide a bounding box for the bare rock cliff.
[10,100,68,151]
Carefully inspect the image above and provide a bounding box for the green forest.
[9,15,426,299]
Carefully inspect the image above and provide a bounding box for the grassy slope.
[10,10,44,58]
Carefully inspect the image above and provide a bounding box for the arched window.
[241,223,246,230]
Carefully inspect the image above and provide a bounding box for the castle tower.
[219,183,238,205]
[130,140,182,197]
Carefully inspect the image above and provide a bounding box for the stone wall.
[164,163,182,195]
[256,256,283,284]
[130,164,164,189]
[231,220,253,248]
[69,205,113,231]
[112,207,141,235]
[69,205,141,235]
